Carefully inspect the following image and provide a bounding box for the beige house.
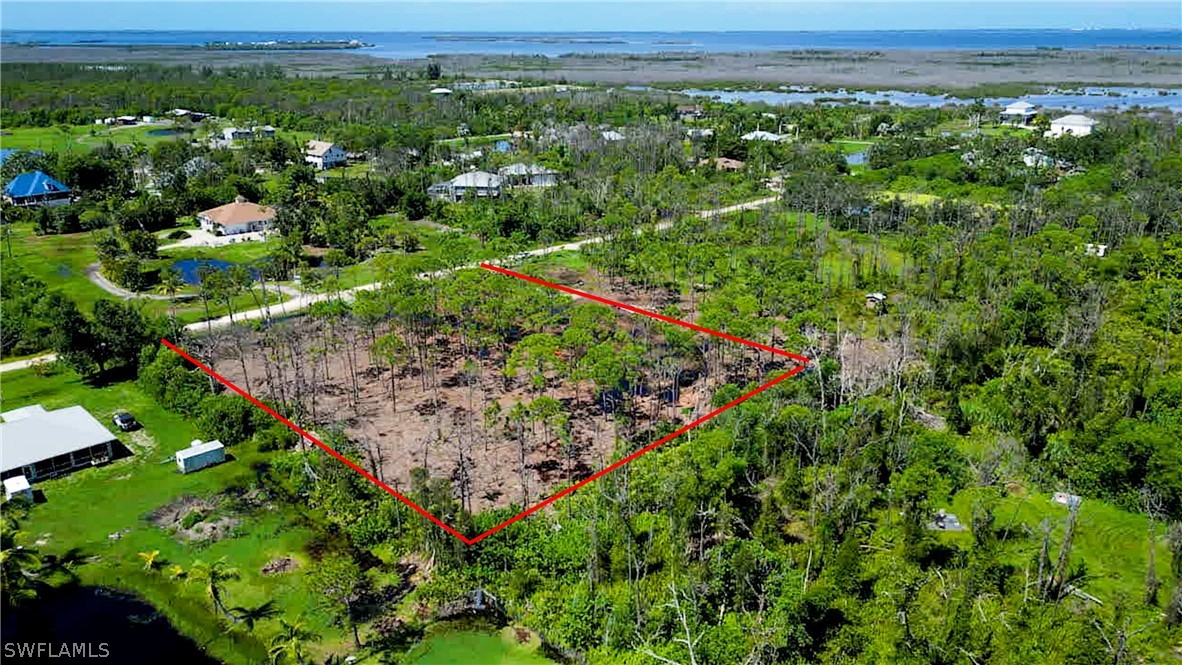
[198,196,277,235]
[304,140,347,169]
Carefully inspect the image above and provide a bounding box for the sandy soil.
[209,290,776,512]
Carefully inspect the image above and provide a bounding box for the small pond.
[145,128,182,137]
[0,585,218,664]
[845,151,868,166]
[171,258,256,286]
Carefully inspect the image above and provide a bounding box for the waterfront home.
[1000,100,1037,126]
[1,405,116,482]
[304,140,348,169]
[676,103,705,120]
[428,170,503,201]
[198,195,276,235]
[4,171,71,207]
[741,130,784,142]
[222,127,255,141]
[1046,114,1098,138]
[498,163,559,187]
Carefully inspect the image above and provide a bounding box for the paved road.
[2,195,780,372]
[0,354,58,374]
[87,264,178,300]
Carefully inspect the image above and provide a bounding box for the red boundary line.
[160,264,809,545]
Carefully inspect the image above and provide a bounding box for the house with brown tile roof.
[198,196,277,236]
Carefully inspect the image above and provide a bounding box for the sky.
[1,1,1179,32]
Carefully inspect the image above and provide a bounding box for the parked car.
[112,412,139,431]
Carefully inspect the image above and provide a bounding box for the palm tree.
[0,516,41,607]
[188,558,241,619]
[156,268,184,337]
[229,599,279,632]
[40,546,89,583]
[269,618,320,664]
[138,549,162,572]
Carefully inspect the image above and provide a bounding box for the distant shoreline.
[2,44,1179,93]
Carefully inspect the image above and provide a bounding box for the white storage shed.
[176,440,226,474]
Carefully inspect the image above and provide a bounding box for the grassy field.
[405,626,554,665]
[832,139,875,154]
[949,485,1172,605]
[0,364,344,663]
[0,125,95,152]
[0,123,193,153]
[2,223,293,359]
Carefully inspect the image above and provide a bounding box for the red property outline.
[161,263,809,545]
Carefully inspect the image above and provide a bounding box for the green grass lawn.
[161,238,282,266]
[832,139,875,155]
[949,486,1172,605]
[3,223,293,358]
[0,125,95,152]
[435,133,514,148]
[405,626,554,665]
[1,365,343,663]
[0,123,192,153]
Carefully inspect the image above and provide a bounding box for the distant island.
[203,39,372,51]
[431,36,628,44]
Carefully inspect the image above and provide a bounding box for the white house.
[222,127,254,141]
[198,196,277,235]
[1,405,116,482]
[600,130,625,142]
[430,87,453,95]
[1000,100,1038,126]
[686,128,715,140]
[741,130,784,142]
[498,163,559,187]
[428,170,503,201]
[305,140,347,169]
[1022,147,1055,169]
[1046,114,1098,138]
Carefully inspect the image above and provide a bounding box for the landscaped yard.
[1,365,343,663]
[405,627,554,665]
[2,223,293,356]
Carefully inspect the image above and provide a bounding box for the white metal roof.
[1052,114,1098,126]
[1003,101,1036,111]
[176,440,224,460]
[450,171,502,188]
[3,476,30,492]
[741,130,783,141]
[0,405,116,473]
[498,163,557,176]
[1,404,47,422]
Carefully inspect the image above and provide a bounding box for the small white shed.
[176,440,225,474]
[3,476,33,502]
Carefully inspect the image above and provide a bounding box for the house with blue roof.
[4,171,72,207]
